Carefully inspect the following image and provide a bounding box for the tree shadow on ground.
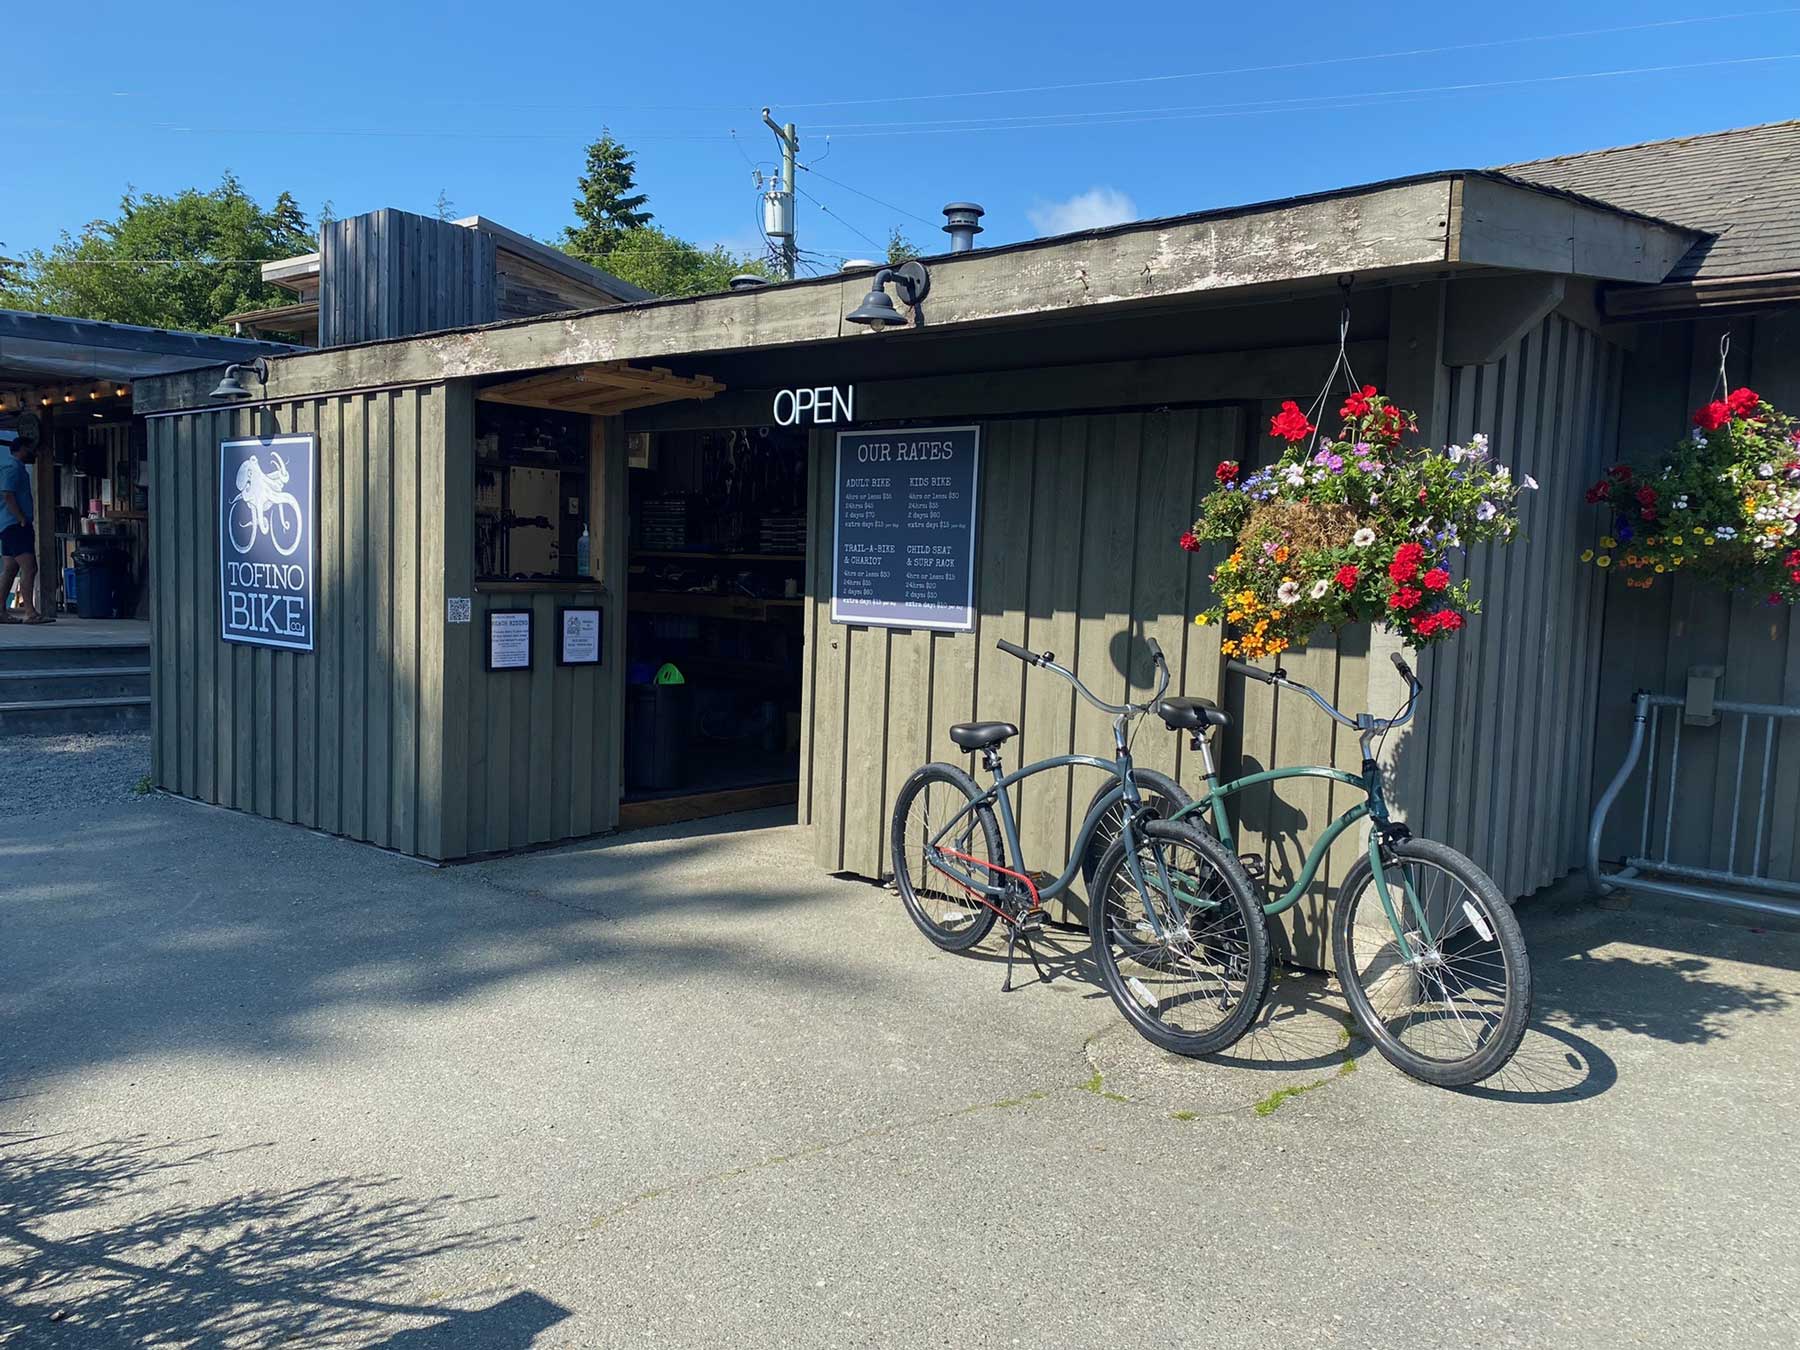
[0,803,889,1094]
[0,1131,562,1348]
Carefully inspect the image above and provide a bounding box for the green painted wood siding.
[149,388,453,857]
[798,408,1243,916]
[1592,309,1800,882]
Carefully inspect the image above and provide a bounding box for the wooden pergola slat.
[476,360,722,413]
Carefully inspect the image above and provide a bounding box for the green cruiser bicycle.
[1088,650,1532,1087]
[890,638,1271,1056]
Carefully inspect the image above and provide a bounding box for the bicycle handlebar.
[997,637,1170,718]
[1226,650,1421,736]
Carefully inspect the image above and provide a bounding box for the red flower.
[1584,483,1609,504]
[1388,586,1422,612]
[1422,566,1449,591]
[1727,387,1761,417]
[1334,563,1360,589]
[1269,401,1315,443]
[1641,507,1657,522]
[1340,384,1378,419]
[1608,464,1633,482]
[1414,609,1465,637]
[1215,460,1240,485]
[1388,541,1424,583]
[1178,530,1201,553]
[1694,401,1731,432]
[1635,486,1657,507]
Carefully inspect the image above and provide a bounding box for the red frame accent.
[931,845,1042,923]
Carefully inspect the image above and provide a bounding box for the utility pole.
[760,108,799,281]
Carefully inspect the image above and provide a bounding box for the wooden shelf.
[632,550,803,562]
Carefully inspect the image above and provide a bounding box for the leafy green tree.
[561,132,653,262]
[0,174,316,333]
[594,227,769,298]
[885,227,921,264]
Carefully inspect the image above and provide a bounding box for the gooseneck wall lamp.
[847,260,931,330]
[208,357,271,401]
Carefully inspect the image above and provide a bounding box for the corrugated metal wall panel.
[1414,313,1620,901]
[319,210,500,346]
[1592,309,1800,882]
[147,389,453,856]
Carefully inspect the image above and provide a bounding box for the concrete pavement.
[3,792,1797,1347]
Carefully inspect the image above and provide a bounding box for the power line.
[780,8,1800,109]
[791,184,886,255]
[796,165,939,230]
[813,53,1800,138]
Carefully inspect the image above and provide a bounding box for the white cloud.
[1027,187,1138,237]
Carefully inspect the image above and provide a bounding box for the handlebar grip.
[1389,649,1416,683]
[1227,659,1276,685]
[996,639,1039,666]
[1146,637,1166,666]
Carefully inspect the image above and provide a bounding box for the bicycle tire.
[1088,819,1269,1057]
[890,762,1002,952]
[1331,837,1532,1088]
[1077,768,1193,894]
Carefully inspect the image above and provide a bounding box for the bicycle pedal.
[1026,870,1055,894]
[1237,854,1267,882]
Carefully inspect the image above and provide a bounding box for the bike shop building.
[130,122,1800,963]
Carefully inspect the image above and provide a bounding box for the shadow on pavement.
[0,1131,560,1348]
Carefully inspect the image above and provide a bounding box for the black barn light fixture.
[847,260,931,330]
[209,357,270,401]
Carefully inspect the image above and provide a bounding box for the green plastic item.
[653,662,686,685]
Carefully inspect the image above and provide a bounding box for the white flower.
[1522,474,1540,490]
[1284,467,1306,486]
[1353,527,1377,548]
[1277,581,1301,606]
[1715,526,1738,540]
[1692,432,1709,448]
[1674,495,1690,511]
[1448,445,1466,463]
[1368,492,1381,506]
[1470,432,1489,454]
[1759,463,1776,479]
[1493,464,1512,483]
[1309,578,1330,600]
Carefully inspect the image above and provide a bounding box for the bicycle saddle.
[948,721,1019,751]
[1153,697,1231,732]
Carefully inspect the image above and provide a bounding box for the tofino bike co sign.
[219,434,316,651]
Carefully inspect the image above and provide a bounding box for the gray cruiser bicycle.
[889,637,1271,1056]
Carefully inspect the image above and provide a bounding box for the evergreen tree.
[561,132,653,263]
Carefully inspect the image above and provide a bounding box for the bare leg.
[15,552,40,619]
[0,556,17,615]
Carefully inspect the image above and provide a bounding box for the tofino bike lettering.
[219,435,316,651]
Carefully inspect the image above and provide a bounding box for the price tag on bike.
[219,434,316,652]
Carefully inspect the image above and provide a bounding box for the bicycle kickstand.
[999,917,1055,994]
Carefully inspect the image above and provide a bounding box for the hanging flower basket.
[1581,390,1800,602]
[1182,386,1532,657]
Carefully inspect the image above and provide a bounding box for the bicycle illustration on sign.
[227,451,304,557]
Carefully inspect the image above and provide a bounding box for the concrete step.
[0,666,152,703]
[0,642,152,673]
[0,694,152,736]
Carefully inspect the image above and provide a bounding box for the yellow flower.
[1596,555,1612,568]
[1601,535,1619,550]
[1195,613,1212,625]
[1654,564,1666,573]
[1580,549,1595,562]
[1705,537,1716,547]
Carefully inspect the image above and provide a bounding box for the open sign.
[773,385,855,426]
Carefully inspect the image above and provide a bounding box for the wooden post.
[35,404,58,618]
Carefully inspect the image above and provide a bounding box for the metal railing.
[1588,690,1800,918]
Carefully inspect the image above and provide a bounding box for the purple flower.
[1477,500,1498,522]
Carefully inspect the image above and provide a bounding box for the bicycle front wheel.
[1332,838,1531,1087]
[1089,819,1269,1056]
[1077,768,1192,894]
[890,762,1001,952]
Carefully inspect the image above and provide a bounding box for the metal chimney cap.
[728,273,770,291]
[839,258,881,272]
[942,202,985,220]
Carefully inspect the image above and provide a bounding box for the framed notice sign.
[219,433,316,651]
[558,607,602,665]
[831,426,980,631]
[486,610,533,671]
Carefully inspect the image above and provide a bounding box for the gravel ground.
[4,731,153,818]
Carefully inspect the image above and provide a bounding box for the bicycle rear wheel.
[1332,838,1531,1087]
[890,762,1002,952]
[1089,819,1269,1056]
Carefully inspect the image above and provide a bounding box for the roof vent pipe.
[942,202,985,253]
[729,274,769,291]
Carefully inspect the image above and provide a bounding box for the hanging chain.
[1714,331,1733,401]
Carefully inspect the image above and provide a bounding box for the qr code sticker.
[447,597,473,624]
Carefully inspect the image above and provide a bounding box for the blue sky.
[7,1,1800,271]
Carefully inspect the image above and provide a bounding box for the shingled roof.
[1502,120,1800,284]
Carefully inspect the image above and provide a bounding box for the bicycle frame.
[922,639,1188,940]
[1163,656,1438,961]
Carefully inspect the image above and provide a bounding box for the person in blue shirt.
[0,437,46,623]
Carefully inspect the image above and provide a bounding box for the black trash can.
[625,682,690,791]
[73,540,130,619]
